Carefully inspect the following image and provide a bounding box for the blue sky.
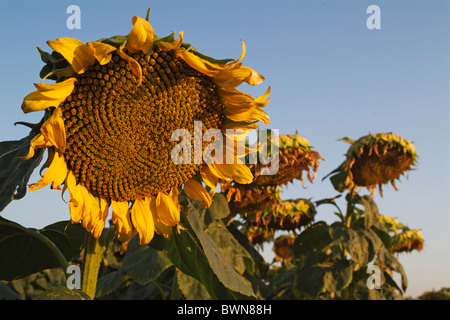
[0,0,448,297]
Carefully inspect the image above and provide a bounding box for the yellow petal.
[47,37,95,74]
[200,167,219,197]
[66,171,85,223]
[80,194,102,237]
[212,66,265,88]
[174,49,218,77]
[131,197,155,245]
[39,108,67,152]
[111,200,133,242]
[21,78,77,113]
[29,151,68,191]
[118,45,143,87]
[155,188,181,226]
[184,179,212,208]
[150,197,173,239]
[127,16,154,54]
[158,31,184,51]
[87,41,117,65]
[208,163,254,185]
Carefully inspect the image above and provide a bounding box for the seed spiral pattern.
[60,48,224,201]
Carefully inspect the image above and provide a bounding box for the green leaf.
[204,193,231,222]
[0,136,44,212]
[121,237,172,286]
[293,221,332,262]
[96,269,130,298]
[0,282,22,300]
[33,286,91,300]
[377,247,408,291]
[176,271,211,300]
[152,206,255,299]
[186,202,256,298]
[353,195,380,229]
[42,221,87,260]
[329,222,370,267]
[0,217,68,281]
[205,221,253,275]
[294,259,353,299]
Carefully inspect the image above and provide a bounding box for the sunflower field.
[0,11,425,301]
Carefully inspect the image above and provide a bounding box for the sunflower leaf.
[0,217,69,281]
[186,202,256,298]
[0,136,44,212]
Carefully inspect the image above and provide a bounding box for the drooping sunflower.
[18,13,270,244]
[222,132,322,216]
[242,198,316,246]
[250,132,323,188]
[327,133,417,197]
[379,214,424,254]
[225,185,280,215]
[247,198,316,231]
[273,234,296,263]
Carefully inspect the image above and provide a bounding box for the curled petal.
[127,16,154,54]
[21,78,77,113]
[158,31,184,51]
[39,108,66,152]
[88,41,117,65]
[184,179,212,208]
[208,163,253,185]
[200,167,219,197]
[29,151,68,191]
[47,37,95,74]
[118,45,143,87]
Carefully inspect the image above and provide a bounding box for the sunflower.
[327,133,417,197]
[222,132,321,216]
[378,214,424,253]
[225,185,280,215]
[273,234,296,263]
[251,132,323,188]
[390,229,424,253]
[18,13,270,244]
[247,198,316,231]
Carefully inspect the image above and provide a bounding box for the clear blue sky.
[0,0,448,297]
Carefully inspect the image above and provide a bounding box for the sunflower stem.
[81,233,103,299]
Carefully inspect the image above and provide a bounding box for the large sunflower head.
[327,133,417,197]
[18,13,270,244]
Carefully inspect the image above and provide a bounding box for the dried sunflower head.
[391,229,424,253]
[15,13,270,244]
[244,225,275,247]
[223,184,280,215]
[379,214,424,253]
[273,234,296,262]
[327,133,417,197]
[251,132,323,188]
[246,198,316,231]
